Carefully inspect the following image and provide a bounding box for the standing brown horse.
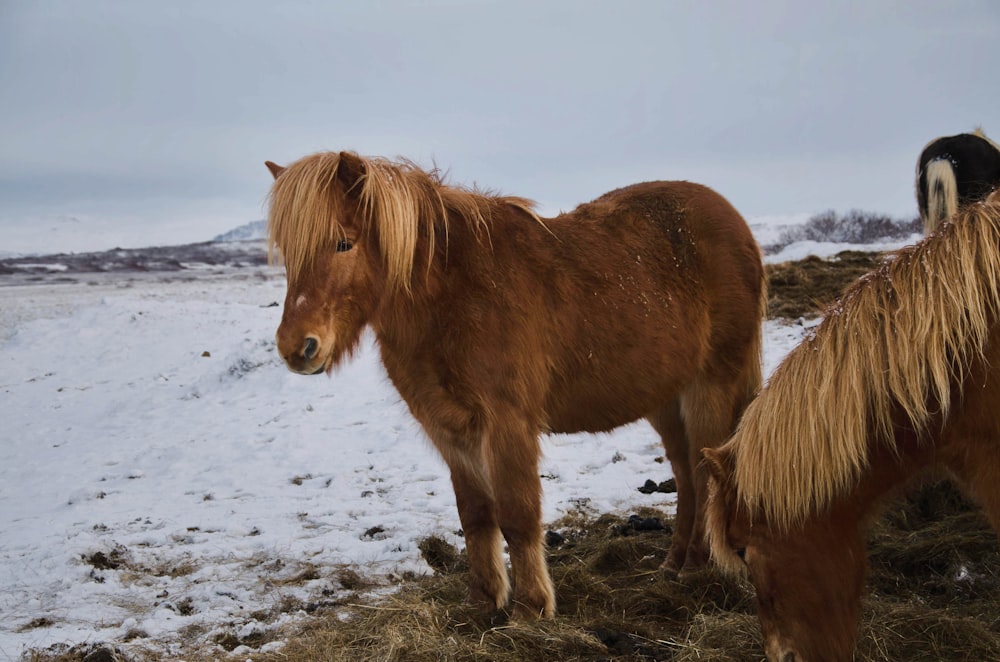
[265,151,765,618]
[704,192,1000,661]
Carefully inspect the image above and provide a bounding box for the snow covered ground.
[0,215,918,660]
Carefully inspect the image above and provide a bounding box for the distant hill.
[213,220,266,242]
[210,211,921,251]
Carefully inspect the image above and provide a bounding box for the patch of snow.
[765,235,920,264]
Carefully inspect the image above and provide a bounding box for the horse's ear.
[265,161,285,179]
[702,446,732,484]
[336,151,367,192]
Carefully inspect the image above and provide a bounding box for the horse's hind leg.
[676,378,747,574]
[648,399,694,575]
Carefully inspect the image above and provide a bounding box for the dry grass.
[252,507,760,662]
[765,250,884,319]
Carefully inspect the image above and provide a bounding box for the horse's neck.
[371,289,432,356]
[371,295,485,438]
[842,425,938,526]
[370,278,448,374]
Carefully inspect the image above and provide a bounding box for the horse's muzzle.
[278,334,327,375]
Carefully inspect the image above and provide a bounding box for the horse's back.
[577,180,759,277]
[539,181,764,433]
[592,180,753,234]
[601,180,763,329]
[641,181,765,387]
[588,179,762,321]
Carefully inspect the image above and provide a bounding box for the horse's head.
[704,446,866,662]
[265,152,382,375]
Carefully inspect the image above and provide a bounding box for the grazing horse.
[265,151,766,618]
[916,128,1000,233]
[704,192,1000,661]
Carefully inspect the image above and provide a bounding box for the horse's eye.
[735,548,747,562]
[336,239,354,253]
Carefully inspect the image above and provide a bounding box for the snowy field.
[0,216,919,659]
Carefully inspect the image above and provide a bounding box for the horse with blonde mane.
[264,151,766,618]
[916,128,1000,233]
[704,191,1000,661]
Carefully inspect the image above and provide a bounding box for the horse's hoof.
[464,598,508,626]
[659,558,682,580]
[676,562,716,583]
[510,598,555,620]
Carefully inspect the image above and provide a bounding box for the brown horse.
[704,192,1000,661]
[264,151,765,618]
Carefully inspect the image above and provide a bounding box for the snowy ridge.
[212,220,266,243]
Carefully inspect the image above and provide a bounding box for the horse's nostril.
[302,337,319,360]
[782,653,796,662]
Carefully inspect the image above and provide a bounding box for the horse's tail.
[747,263,767,401]
[922,159,959,234]
[733,254,768,420]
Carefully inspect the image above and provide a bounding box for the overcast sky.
[1,0,998,247]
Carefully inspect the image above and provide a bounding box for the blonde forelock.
[267,152,540,292]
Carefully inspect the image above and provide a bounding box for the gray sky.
[2,0,998,245]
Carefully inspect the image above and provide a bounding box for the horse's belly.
[542,327,703,434]
[546,408,646,435]
[543,375,682,434]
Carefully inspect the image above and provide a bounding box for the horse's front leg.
[438,443,511,612]
[485,424,555,619]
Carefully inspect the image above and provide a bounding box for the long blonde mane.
[267,151,538,292]
[732,194,1000,530]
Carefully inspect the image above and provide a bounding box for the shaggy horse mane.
[731,194,1000,530]
[267,151,538,292]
